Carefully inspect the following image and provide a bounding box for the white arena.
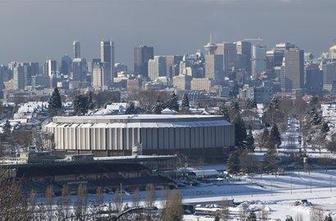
[44,115,234,159]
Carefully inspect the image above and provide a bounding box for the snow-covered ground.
[181,170,336,220]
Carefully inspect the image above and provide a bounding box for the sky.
[0,0,335,69]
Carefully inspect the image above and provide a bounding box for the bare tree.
[145,184,156,209]
[132,186,140,208]
[161,189,183,221]
[45,185,54,220]
[310,206,324,221]
[219,199,230,221]
[75,184,88,220]
[113,188,124,213]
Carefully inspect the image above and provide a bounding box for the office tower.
[73,41,81,58]
[134,45,154,77]
[60,55,72,75]
[45,59,57,77]
[330,44,336,60]
[283,48,304,92]
[148,56,167,81]
[13,63,28,90]
[165,55,183,78]
[100,40,115,80]
[215,42,237,74]
[205,54,224,84]
[91,58,111,90]
[0,65,11,82]
[236,41,252,73]
[72,58,87,83]
[23,62,39,87]
[322,61,336,91]
[173,75,192,91]
[305,64,323,96]
[251,45,267,79]
[28,62,39,76]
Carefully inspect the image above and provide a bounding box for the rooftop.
[52,114,228,124]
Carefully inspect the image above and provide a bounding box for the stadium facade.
[44,115,234,159]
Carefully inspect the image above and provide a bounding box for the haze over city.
[0,0,335,68]
[1,1,336,220]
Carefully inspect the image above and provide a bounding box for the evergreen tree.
[233,115,247,148]
[125,102,137,114]
[324,214,333,221]
[181,93,190,112]
[261,127,270,149]
[270,124,281,148]
[227,150,240,174]
[166,92,179,112]
[263,146,278,173]
[285,215,294,221]
[247,211,257,221]
[246,127,255,151]
[153,99,163,114]
[48,87,62,116]
[321,122,330,134]
[3,120,11,135]
[73,95,89,115]
[87,91,95,110]
[214,214,220,221]
[219,103,230,122]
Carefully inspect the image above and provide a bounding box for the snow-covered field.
[181,170,336,220]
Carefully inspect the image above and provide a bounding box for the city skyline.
[0,0,335,69]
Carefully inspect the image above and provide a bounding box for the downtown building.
[134,45,154,77]
[281,48,304,92]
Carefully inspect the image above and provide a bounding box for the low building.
[44,114,234,159]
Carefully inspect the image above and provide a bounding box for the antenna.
[209,33,213,43]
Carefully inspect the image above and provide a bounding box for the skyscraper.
[305,64,323,96]
[134,45,154,77]
[92,60,105,90]
[100,40,115,80]
[236,41,252,73]
[45,59,57,77]
[60,55,72,75]
[204,39,224,84]
[251,45,266,79]
[148,56,167,81]
[72,58,87,86]
[283,48,304,92]
[73,41,81,58]
[13,63,28,90]
[215,42,237,73]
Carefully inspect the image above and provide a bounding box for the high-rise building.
[215,42,237,73]
[283,48,304,92]
[134,45,154,77]
[100,40,115,81]
[205,54,224,84]
[13,63,28,90]
[251,45,267,79]
[72,58,87,84]
[92,59,106,90]
[236,41,252,73]
[60,55,72,75]
[322,61,336,91]
[330,44,336,60]
[45,59,57,77]
[148,56,167,81]
[165,55,183,78]
[73,41,81,58]
[305,64,323,96]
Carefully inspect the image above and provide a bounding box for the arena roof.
[52,114,230,124]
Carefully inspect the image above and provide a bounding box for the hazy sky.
[0,0,335,69]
